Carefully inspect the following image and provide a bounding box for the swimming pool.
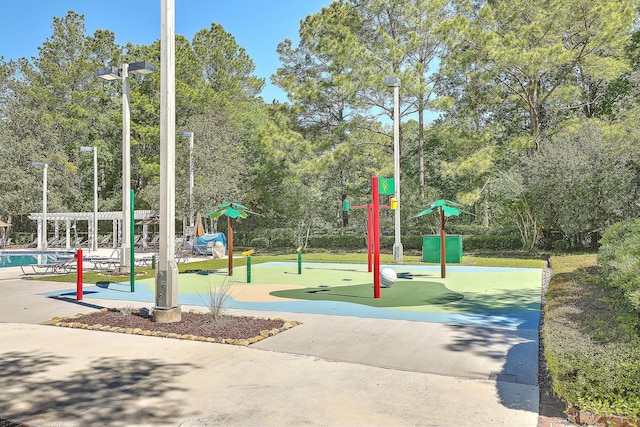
[0,252,74,269]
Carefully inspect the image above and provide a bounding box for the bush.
[552,239,570,252]
[294,233,522,252]
[308,235,367,250]
[250,237,269,249]
[245,228,298,249]
[544,258,640,419]
[598,218,640,310]
[462,235,522,251]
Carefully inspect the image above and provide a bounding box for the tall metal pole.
[189,132,194,228]
[121,63,131,272]
[93,148,98,251]
[392,81,403,263]
[32,162,48,249]
[42,165,48,250]
[154,0,181,322]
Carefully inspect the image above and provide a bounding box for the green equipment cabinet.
[422,235,463,263]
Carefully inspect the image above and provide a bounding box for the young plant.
[118,305,134,316]
[203,277,233,323]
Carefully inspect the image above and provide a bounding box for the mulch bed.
[43,308,301,345]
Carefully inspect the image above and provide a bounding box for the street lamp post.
[97,61,156,271]
[31,162,48,250]
[177,130,194,229]
[385,76,403,263]
[79,146,98,251]
[154,0,181,322]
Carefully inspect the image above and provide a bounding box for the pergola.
[28,210,156,251]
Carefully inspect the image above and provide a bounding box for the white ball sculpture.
[380,268,397,288]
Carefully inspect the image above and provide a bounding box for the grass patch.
[544,254,640,420]
[28,250,543,285]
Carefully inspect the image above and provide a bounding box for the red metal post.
[75,249,83,301]
[367,203,373,273]
[372,177,380,298]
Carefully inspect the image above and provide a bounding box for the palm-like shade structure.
[415,200,474,278]
[204,202,260,276]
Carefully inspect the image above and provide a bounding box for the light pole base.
[393,242,404,263]
[153,306,182,323]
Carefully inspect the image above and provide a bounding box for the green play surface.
[136,262,542,314]
[271,281,464,308]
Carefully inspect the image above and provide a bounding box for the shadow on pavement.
[0,351,199,425]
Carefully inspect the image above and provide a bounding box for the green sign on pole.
[378,177,394,195]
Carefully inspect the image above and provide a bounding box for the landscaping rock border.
[42,307,302,347]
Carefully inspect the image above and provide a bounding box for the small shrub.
[552,239,569,252]
[118,305,134,316]
[204,278,233,323]
[250,237,269,249]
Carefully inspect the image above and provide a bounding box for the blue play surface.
[42,263,542,330]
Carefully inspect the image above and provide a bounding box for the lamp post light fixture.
[31,162,48,250]
[97,61,157,271]
[79,146,98,251]
[154,0,181,322]
[384,76,403,263]
[177,130,194,229]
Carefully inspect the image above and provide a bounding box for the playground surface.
[47,262,542,330]
[0,260,544,426]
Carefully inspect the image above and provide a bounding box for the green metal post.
[247,255,252,283]
[130,190,135,292]
[297,250,302,275]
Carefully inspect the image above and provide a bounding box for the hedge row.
[597,218,640,311]
[544,255,640,420]
[246,233,523,251]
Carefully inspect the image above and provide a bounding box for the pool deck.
[0,251,543,426]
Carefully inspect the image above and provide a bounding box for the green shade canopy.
[202,202,261,278]
[414,199,473,218]
[204,202,260,219]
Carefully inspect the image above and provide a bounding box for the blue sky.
[0,0,333,102]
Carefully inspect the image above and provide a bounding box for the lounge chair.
[98,235,111,247]
[84,249,121,272]
[20,258,76,275]
[147,234,160,249]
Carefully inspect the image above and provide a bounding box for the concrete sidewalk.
[0,270,539,426]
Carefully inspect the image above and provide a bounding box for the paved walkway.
[0,260,541,426]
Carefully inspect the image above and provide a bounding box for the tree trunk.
[228,217,233,276]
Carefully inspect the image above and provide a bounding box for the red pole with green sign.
[372,176,380,298]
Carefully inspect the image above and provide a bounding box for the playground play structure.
[66,178,471,303]
[343,176,398,298]
[343,176,471,296]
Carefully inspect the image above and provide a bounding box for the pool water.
[0,253,73,269]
